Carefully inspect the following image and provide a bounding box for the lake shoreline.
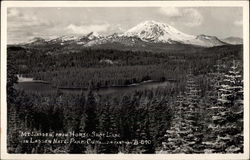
[17,78,177,91]
[15,79,176,95]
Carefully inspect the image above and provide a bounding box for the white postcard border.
[1,1,249,160]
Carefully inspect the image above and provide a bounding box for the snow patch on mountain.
[188,34,228,47]
[51,35,81,43]
[124,20,195,43]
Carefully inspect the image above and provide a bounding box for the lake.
[14,80,176,95]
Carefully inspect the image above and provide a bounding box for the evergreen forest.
[7,44,243,153]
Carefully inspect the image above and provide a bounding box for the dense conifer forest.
[7,44,243,153]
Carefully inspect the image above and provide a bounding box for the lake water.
[15,80,175,95]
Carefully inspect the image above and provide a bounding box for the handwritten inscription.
[19,131,151,145]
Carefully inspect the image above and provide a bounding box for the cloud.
[234,20,242,26]
[182,8,203,27]
[106,24,125,34]
[66,23,110,34]
[8,8,36,21]
[7,8,54,44]
[159,7,181,17]
[158,7,203,27]
[7,8,20,17]
[8,8,52,27]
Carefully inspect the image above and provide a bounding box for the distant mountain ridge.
[222,37,243,45]
[23,20,236,48]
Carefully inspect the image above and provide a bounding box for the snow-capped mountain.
[124,20,195,43]
[42,32,104,45]
[84,32,144,47]
[25,37,49,46]
[191,34,227,47]
[29,37,46,43]
[123,20,227,47]
[222,37,243,45]
[52,35,81,42]
[23,20,232,48]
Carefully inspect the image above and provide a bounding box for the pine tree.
[203,60,226,153]
[162,67,205,153]
[119,94,133,141]
[206,60,225,105]
[208,60,243,153]
[162,93,190,153]
[135,94,155,153]
[218,60,243,107]
[7,51,21,153]
[81,88,98,153]
[97,100,118,153]
[183,68,204,153]
[78,91,86,132]
[84,89,98,133]
[7,50,18,104]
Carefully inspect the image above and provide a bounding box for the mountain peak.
[30,37,45,42]
[193,34,227,47]
[196,34,215,40]
[26,37,47,45]
[128,20,171,33]
[87,31,102,40]
[141,20,169,26]
[124,20,194,43]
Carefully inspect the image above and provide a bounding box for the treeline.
[9,44,242,75]
[10,47,171,74]
[8,45,242,89]
[32,64,185,88]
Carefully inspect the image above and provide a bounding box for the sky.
[7,7,243,44]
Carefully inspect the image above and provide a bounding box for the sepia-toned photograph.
[1,1,249,160]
